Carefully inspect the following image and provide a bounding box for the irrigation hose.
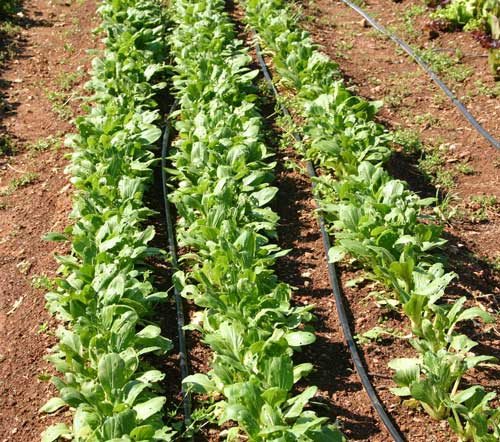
[338,0,500,151]
[161,102,192,429]
[252,32,407,442]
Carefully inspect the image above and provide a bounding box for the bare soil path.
[0,1,98,440]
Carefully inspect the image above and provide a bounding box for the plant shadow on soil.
[141,120,193,431]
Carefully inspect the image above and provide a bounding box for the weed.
[474,79,500,98]
[31,274,54,290]
[0,134,17,156]
[434,192,461,223]
[0,0,20,15]
[367,76,382,86]
[336,40,354,51]
[0,172,39,195]
[0,21,21,37]
[57,68,85,92]
[434,168,456,188]
[403,4,426,19]
[467,194,499,222]
[317,16,334,27]
[27,136,62,152]
[432,92,448,106]
[63,42,75,54]
[385,92,404,109]
[46,90,73,120]
[455,161,476,175]
[414,112,439,127]
[366,28,389,41]
[495,155,500,168]
[492,256,500,272]
[401,5,426,40]
[418,145,456,189]
[417,48,473,83]
[355,326,404,345]
[37,323,49,334]
[471,194,498,208]
[392,128,422,154]
[334,50,348,60]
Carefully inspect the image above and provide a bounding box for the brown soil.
[0,0,98,440]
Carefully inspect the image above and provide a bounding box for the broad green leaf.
[284,386,317,419]
[250,187,278,207]
[451,386,483,405]
[261,387,288,407]
[139,127,162,145]
[98,353,126,397]
[285,331,316,347]
[328,246,345,263]
[101,409,136,440]
[39,397,66,414]
[133,397,166,421]
[293,363,313,383]
[43,232,69,242]
[388,358,420,388]
[456,307,493,325]
[130,425,155,440]
[182,373,216,393]
[41,423,71,442]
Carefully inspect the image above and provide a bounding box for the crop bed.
[0,0,499,442]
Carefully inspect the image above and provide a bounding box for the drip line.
[161,102,192,429]
[339,0,500,151]
[252,30,407,442]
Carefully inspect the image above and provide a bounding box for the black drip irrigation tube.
[161,103,192,430]
[339,0,500,152]
[251,30,406,442]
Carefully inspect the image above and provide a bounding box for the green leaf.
[139,127,162,145]
[265,356,293,390]
[130,425,156,440]
[293,363,313,383]
[98,353,126,397]
[451,386,483,405]
[39,397,66,414]
[102,409,136,440]
[284,386,317,419]
[41,423,71,442]
[133,397,166,421]
[388,358,420,389]
[456,307,493,324]
[43,232,69,242]
[182,373,216,393]
[261,387,288,407]
[250,187,278,207]
[328,246,345,263]
[285,331,316,347]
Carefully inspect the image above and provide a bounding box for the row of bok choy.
[42,1,176,441]
[166,0,344,440]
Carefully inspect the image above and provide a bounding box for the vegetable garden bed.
[0,0,499,441]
